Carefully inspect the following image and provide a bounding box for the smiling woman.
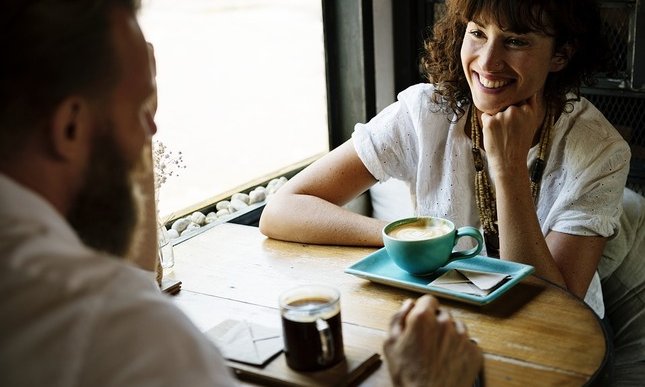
[138,0,329,220]
[258,0,630,328]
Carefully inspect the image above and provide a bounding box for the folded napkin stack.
[206,319,283,366]
[429,268,510,296]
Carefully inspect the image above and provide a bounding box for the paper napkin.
[429,268,510,297]
[206,319,283,366]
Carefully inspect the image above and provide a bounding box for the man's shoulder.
[0,247,235,386]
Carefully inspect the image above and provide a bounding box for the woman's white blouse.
[353,83,631,317]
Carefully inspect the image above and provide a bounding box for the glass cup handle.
[315,318,334,365]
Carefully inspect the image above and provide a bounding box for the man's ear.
[50,97,92,161]
[550,42,575,72]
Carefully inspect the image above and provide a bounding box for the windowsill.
[160,153,324,225]
[170,201,266,247]
[163,152,328,247]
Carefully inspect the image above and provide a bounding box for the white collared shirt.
[0,174,236,387]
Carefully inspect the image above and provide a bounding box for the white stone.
[249,189,266,204]
[231,192,250,204]
[230,198,249,212]
[216,200,230,211]
[216,208,230,217]
[267,177,288,195]
[180,222,201,236]
[186,222,200,231]
[171,217,191,233]
[205,214,218,224]
[166,228,180,240]
[190,211,206,225]
[267,178,280,189]
[267,185,280,195]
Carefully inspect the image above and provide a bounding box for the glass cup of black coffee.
[279,285,345,371]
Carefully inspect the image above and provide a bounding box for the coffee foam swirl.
[388,222,451,241]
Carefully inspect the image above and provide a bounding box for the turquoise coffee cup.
[383,216,484,276]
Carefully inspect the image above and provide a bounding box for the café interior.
[5,0,644,386]
[143,1,645,386]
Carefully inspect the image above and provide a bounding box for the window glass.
[139,0,329,219]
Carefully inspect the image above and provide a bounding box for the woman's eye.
[468,30,484,39]
[506,38,528,47]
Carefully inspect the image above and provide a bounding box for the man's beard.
[67,127,141,258]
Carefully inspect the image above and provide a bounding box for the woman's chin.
[473,103,505,116]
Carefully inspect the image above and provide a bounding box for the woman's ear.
[550,42,575,72]
[49,97,92,161]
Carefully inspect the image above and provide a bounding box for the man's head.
[0,0,157,257]
[1,0,137,153]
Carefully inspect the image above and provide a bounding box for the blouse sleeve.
[352,84,431,183]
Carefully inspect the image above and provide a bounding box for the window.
[139,0,329,219]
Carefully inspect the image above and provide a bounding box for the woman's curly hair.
[420,0,608,119]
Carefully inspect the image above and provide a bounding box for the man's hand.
[384,295,483,387]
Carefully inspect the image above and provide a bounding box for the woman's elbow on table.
[259,192,295,240]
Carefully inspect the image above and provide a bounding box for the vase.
[158,224,175,275]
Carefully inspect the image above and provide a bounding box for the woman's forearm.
[260,192,386,246]
[495,170,567,289]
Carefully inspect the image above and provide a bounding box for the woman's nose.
[479,41,504,72]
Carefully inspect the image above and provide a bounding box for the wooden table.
[167,223,607,386]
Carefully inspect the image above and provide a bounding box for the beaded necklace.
[470,105,553,257]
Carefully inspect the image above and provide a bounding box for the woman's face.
[460,20,567,115]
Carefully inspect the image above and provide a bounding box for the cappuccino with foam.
[387,220,452,240]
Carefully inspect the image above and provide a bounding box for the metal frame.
[323,0,376,147]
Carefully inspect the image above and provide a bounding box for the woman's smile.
[476,72,513,90]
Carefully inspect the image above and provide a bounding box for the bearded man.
[0,1,483,386]
[0,1,236,385]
